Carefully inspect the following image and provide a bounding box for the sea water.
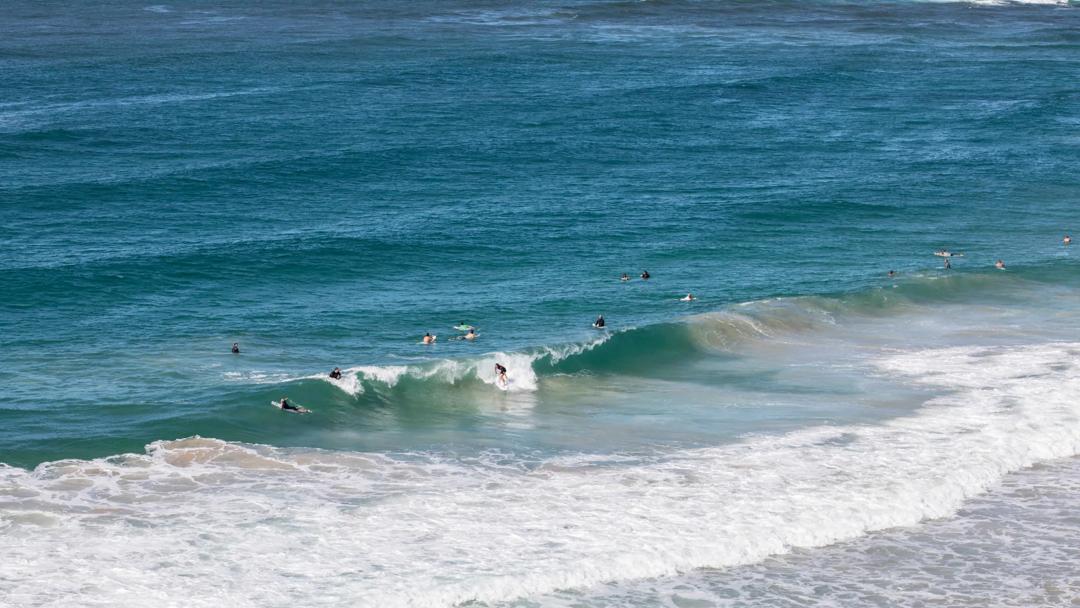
[2,1,1080,606]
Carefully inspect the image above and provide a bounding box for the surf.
[4,340,1079,607]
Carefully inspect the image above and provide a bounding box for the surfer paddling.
[680,293,695,301]
[279,397,302,412]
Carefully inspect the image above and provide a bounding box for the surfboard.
[934,251,964,258]
[271,400,311,414]
[453,325,474,331]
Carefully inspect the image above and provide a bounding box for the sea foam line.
[2,342,1078,607]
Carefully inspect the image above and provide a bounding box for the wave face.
[3,341,1080,607]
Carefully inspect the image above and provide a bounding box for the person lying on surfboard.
[279,397,302,412]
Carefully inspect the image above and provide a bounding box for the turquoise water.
[3,1,1080,606]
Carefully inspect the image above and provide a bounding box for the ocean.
[2,0,1079,606]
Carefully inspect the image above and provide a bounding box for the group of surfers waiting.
[248,237,1074,412]
[887,235,1071,276]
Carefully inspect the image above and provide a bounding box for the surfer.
[681,293,695,301]
[887,270,896,278]
[231,342,240,354]
[329,367,342,379]
[593,314,605,328]
[1065,235,1072,246]
[995,259,1006,270]
[621,273,630,282]
[279,397,301,412]
[464,328,477,341]
[495,363,508,386]
[640,270,650,280]
[422,333,435,345]
[944,257,952,270]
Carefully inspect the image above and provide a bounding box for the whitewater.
[6,279,1080,606]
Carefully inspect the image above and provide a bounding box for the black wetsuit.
[281,400,300,411]
[595,317,605,328]
[330,370,342,379]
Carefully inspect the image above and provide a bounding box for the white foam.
[3,343,1079,607]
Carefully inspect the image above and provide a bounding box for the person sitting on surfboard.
[495,363,508,386]
[329,367,342,379]
[995,259,1006,270]
[640,270,650,280]
[594,314,605,328]
[422,333,435,345]
[464,328,477,341]
[621,273,630,282]
[231,342,240,354]
[280,397,301,412]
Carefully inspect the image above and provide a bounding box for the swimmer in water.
[231,342,240,354]
[495,363,508,386]
[640,270,650,280]
[621,273,630,282]
[279,397,301,412]
[944,257,952,270]
[995,259,1006,270]
[680,293,695,301]
[464,328,477,341]
[329,367,342,379]
[422,332,435,345]
[887,270,896,278]
[1065,235,1072,246]
[594,314,605,328]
